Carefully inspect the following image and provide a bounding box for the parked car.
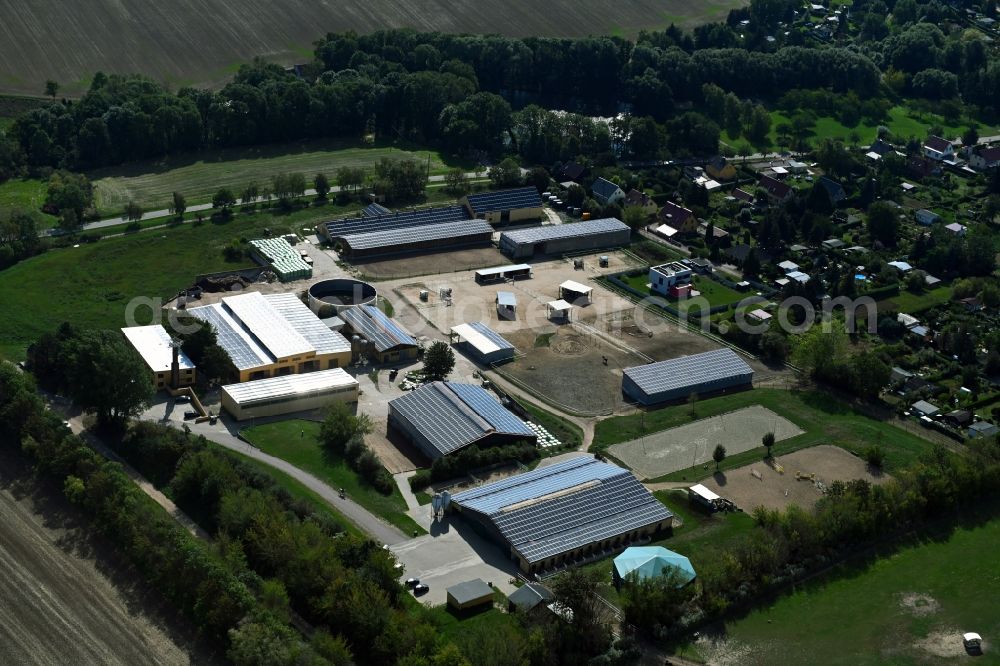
[405,578,420,588]
[413,583,429,595]
[964,632,982,652]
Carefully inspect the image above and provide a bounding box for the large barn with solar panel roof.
[450,456,673,575]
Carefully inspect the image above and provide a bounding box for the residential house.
[945,222,967,236]
[726,243,771,265]
[649,262,694,296]
[557,162,588,183]
[869,138,896,156]
[591,177,625,206]
[624,189,657,216]
[732,188,754,204]
[889,367,913,386]
[915,209,941,226]
[817,176,847,206]
[969,145,1000,171]
[906,155,942,180]
[822,238,847,251]
[758,174,794,203]
[706,156,737,181]
[685,257,714,274]
[923,135,955,162]
[657,201,697,234]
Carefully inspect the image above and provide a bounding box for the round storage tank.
[308,278,378,316]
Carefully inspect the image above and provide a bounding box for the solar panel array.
[467,322,515,352]
[222,368,358,406]
[222,292,313,360]
[264,293,351,355]
[499,217,629,245]
[452,457,673,564]
[623,348,753,398]
[325,205,469,238]
[362,202,392,217]
[339,304,417,353]
[389,382,534,457]
[187,303,273,371]
[340,219,492,252]
[464,187,543,214]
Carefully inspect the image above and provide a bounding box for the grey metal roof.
[389,382,534,457]
[507,583,553,610]
[362,202,392,217]
[499,218,628,246]
[446,579,493,605]
[464,187,542,214]
[452,322,515,356]
[496,291,517,307]
[340,305,417,353]
[623,348,753,397]
[452,457,672,564]
[340,219,492,251]
[221,368,358,407]
[264,293,350,355]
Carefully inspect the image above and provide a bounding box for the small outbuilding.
[475,264,532,284]
[450,322,516,365]
[687,483,721,511]
[912,400,941,418]
[496,291,517,319]
[546,299,573,321]
[558,280,593,305]
[507,583,554,613]
[446,579,494,612]
[612,546,696,589]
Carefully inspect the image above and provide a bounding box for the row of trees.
[319,403,394,494]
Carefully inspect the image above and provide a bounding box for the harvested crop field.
[698,445,889,512]
[610,406,803,479]
[0,0,746,96]
[499,326,648,415]
[0,451,213,665]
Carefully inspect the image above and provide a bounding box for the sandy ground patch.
[610,406,803,479]
[351,247,508,280]
[898,592,941,617]
[915,627,972,659]
[698,445,890,512]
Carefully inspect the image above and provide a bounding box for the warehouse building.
[339,304,419,364]
[320,205,469,241]
[388,382,536,461]
[460,187,544,224]
[248,237,312,282]
[450,322,516,365]
[121,325,196,390]
[187,291,351,382]
[622,348,754,406]
[499,218,630,259]
[450,456,673,574]
[220,368,359,420]
[338,220,493,258]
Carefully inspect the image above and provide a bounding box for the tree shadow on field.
[799,390,852,416]
[713,470,728,486]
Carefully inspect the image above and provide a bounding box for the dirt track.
[0,452,214,666]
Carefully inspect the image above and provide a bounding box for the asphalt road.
[48,171,481,236]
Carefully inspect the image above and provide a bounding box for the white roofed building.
[121,325,196,390]
[220,368,359,420]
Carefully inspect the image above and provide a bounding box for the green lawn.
[723,104,1000,152]
[88,139,457,214]
[709,513,1000,665]
[0,178,58,228]
[621,272,746,314]
[880,285,953,314]
[594,389,939,481]
[0,201,368,360]
[241,419,424,536]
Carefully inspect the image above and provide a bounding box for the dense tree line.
[409,441,540,491]
[14,9,999,179]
